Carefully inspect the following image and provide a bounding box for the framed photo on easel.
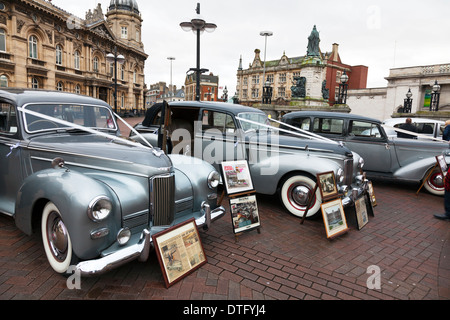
[229,195,260,234]
[220,160,254,195]
[436,155,448,177]
[320,198,349,239]
[317,171,339,202]
[355,196,369,230]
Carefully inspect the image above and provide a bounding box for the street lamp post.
[430,80,441,112]
[337,71,349,104]
[167,57,175,101]
[260,30,273,103]
[106,47,125,114]
[180,3,217,101]
[403,88,413,113]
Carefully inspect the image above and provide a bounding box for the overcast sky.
[51,0,450,97]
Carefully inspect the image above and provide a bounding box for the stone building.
[0,0,147,114]
[235,26,368,109]
[184,72,219,101]
[348,63,450,121]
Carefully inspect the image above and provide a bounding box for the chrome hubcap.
[47,212,68,262]
[290,185,311,207]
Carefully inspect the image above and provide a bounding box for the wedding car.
[129,101,367,219]
[281,111,450,195]
[0,89,224,276]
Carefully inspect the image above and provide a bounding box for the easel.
[416,163,438,196]
[300,184,318,225]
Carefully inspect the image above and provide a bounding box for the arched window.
[120,64,125,80]
[56,81,63,91]
[93,56,99,72]
[56,45,63,65]
[0,74,8,88]
[31,77,39,89]
[121,92,125,107]
[0,29,6,52]
[29,35,38,59]
[74,51,80,70]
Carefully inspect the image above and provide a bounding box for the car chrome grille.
[151,174,175,226]
[344,159,353,186]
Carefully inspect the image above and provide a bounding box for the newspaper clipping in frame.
[221,160,254,195]
[230,195,260,234]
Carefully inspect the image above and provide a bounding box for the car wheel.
[423,167,445,196]
[280,174,322,218]
[41,202,78,274]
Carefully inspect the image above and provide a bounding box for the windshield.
[237,112,271,132]
[23,103,117,133]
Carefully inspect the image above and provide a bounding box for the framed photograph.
[436,155,448,177]
[317,171,339,201]
[355,196,369,230]
[320,198,349,239]
[220,160,254,195]
[152,219,207,288]
[367,181,377,207]
[229,195,260,234]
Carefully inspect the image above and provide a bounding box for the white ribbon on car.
[17,107,153,150]
[6,142,20,157]
[382,125,449,143]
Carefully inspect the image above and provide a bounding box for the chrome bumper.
[75,205,225,277]
[341,180,369,207]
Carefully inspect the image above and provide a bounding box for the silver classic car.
[281,111,450,195]
[0,89,224,276]
[130,101,367,219]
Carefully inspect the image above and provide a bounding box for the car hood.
[245,131,354,158]
[26,133,173,176]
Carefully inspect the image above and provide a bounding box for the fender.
[393,156,442,182]
[250,152,341,195]
[14,168,120,260]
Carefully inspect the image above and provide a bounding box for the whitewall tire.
[280,174,322,218]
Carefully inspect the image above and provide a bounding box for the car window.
[0,102,18,136]
[290,117,311,131]
[23,104,116,133]
[312,118,344,135]
[202,110,236,134]
[349,120,381,137]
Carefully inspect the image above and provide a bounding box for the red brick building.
[184,72,219,101]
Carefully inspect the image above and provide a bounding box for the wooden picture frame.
[220,160,254,195]
[436,155,448,177]
[355,196,369,230]
[229,195,260,234]
[152,218,207,288]
[320,198,349,239]
[317,171,339,201]
[367,181,377,207]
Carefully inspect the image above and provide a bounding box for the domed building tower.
[106,0,144,49]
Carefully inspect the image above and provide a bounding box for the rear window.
[349,120,381,137]
[312,118,344,135]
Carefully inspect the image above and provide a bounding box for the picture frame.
[367,181,377,207]
[320,198,349,239]
[229,195,260,234]
[355,196,369,230]
[436,155,448,177]
[220,160,254,195]
[152,218,207,288]
[317,171,339,201]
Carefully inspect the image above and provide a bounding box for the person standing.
[435,166,450,220]
[397,118,418,139]
[442,120,450,141]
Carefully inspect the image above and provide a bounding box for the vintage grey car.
[130,101,367,219]
[281,111,450,196]
[0,89,224,276]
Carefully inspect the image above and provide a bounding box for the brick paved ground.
[0,116,448,302]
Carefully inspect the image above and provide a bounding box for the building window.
[252,75,260,85]
[279,73,286,83]
[0,75,8,87]
[266,74,274,84]
[121,27,128,39]
[56,45,62,65]
[133,70,137,83]
[278,87,286,97]
[31,77,39,89]
[121,64,125,80]
[121,92,125,107]
[29,35,38,59]
[109,62,114,77]
[93,56,99,72]
[56,82,63,91]
[75,84,81,94]
[0,29,5,52]
[243,77,248,85]
[136,30,140,42]
[74,51,80,70]
[251,88,259,98]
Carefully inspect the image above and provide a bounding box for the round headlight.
[88,196,112,222]
[117,227,131,246]
[207,171,221,189]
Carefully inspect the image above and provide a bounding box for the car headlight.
[336,168,345,184]
[88,196,112,222]
[207,171,221,189]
